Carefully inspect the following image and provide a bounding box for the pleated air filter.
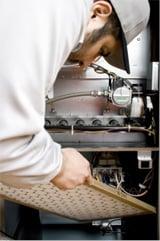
[0,178,156,221]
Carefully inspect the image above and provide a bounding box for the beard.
[67,51,84,66]
[67,30,98,66]
[67,25,107,67]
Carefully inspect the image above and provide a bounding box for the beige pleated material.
[0,179,156,221]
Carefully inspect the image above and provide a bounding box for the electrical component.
[130,97,144,117]
[92,151,154,198]
[111,86,132,107]
[93,167,123,186]
[146,96,153,111]
[137,151,153,169]
[92,219,121,235]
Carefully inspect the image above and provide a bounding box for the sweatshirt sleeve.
[0,129,63,188]
[0,0,92,188]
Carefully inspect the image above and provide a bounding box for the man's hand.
[52,148,92,190]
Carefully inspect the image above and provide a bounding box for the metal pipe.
[46,90,108,104]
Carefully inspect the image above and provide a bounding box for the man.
[0,0,150,189]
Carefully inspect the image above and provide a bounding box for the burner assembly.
[45,61,156,148]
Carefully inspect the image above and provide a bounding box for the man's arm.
[0,130,91,189]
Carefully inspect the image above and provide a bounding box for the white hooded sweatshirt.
[0,0,92,187]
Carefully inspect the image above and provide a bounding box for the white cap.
[104,0,150,74]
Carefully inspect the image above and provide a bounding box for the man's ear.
[86,1,112,33]
[91,1,112,20]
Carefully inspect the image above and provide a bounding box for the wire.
[119,185,148,197]
[115,172,123,190]
[143,169,153,184]
[45,125,154,135]
[108,218,121,225]
[90,63,117,79]
[114,168,155,197]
